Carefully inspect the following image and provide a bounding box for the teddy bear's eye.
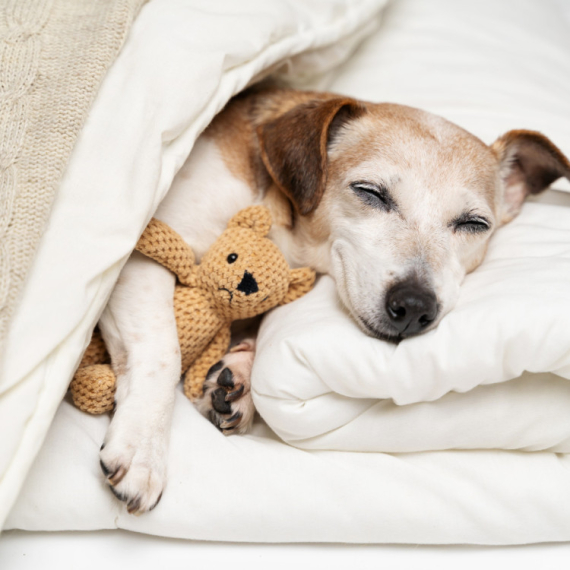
[227,253,238,264]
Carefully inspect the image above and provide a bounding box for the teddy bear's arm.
[280,267,316,305]
[136,218,196,286]
[183,325,231,401]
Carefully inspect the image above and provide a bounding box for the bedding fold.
[7,395,570,546]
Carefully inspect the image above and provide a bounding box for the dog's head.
[258,95,570,341]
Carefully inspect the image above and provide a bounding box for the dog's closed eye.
[450,212,491,234]
[350,181,397,212]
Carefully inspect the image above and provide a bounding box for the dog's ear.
[491,130,570,223]
[280,267,316,305]
[227,205,272,236]
[257,98,365,216]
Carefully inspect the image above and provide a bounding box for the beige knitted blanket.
[0,0,146,353]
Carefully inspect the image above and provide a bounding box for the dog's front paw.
[100,418,166,515]
[196,340,256,434]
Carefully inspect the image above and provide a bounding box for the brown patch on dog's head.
[491,130,570,223]
[257,97,365,215]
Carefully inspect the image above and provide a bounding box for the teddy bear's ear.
[227,205,272,236]
[280,267,316,305]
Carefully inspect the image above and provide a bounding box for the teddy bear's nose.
[237,271,258,296]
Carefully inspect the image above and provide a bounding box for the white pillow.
[253,201,570,451]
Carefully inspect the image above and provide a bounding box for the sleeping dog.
[98,85,570,514]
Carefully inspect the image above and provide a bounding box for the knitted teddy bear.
[69,205,315,415]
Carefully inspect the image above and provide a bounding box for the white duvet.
[4,0,570,546]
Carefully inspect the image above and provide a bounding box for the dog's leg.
[195,339,256,434]
[98,251,178,515]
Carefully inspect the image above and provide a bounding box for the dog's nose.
[385,281,438,337]
[237,271,258,295]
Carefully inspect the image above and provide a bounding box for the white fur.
[99,251,178,514]
[322,121,497,339]
[156,136,258,259]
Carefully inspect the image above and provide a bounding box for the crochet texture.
[70,207,316,414]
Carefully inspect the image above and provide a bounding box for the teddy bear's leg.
[98,252,179,515]
[195,339,256,435]
[69,364,116,414]
[77,328,110,368]
[183,325,231,401]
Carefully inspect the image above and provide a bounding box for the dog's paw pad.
[217,367,235,388]
[196,340,256,435]
[211,387,232,414]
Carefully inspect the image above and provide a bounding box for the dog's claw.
[101,460,126,486]
[221,411,242,430]
[206,361,223,379]
[108,465,127,486]
[208,410,221,428]
[149,492,163,512]
[127,496,142,515]
[108,484,127,502]
[226,384,244,402]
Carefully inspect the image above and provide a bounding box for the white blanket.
[5,0,570,546]
[0,0,385,529]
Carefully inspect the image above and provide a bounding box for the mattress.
[3,0,570,546]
